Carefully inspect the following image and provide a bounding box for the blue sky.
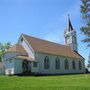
[0,0,89,65]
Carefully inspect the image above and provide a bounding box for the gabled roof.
[5,44,27,54]
[22,34,84,59]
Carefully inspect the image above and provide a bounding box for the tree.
[87,53,90,67]
[0,42,11,62]
[80,0,90,47]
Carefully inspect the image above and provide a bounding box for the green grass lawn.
[0,74,90,90]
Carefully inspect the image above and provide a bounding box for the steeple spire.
[64,15,78,52]
[68,14,73,32]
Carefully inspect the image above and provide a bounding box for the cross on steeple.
[68,14,73,32]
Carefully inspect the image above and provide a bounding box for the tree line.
[0,42,11,62]
[81,0,90,46]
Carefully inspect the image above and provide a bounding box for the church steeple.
[68,15,73,32]
[64,15,78,52]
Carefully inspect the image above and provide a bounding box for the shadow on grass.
[1,86,90,90]
[12,73,90,77]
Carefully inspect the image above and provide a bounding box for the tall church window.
[65,59,69,70]
[78,61,82,70]
[44,56,50,69]
[72,60,76,70]
[55,57,60,69]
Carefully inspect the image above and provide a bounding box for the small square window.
[33,62,37,67]
[21,38,23,42]
[9,59,12,63]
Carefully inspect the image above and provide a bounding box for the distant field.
[0,74,90,90]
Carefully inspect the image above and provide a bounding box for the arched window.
[65,59,69,70]
[55,57,60,69]
[66,36,70,44]
[72,60,76,70]
[44,56,50,69]
[78,61,82,70]
[72,36,76,44]
[22,60,29,72]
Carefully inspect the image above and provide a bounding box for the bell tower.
[64,15,78,52]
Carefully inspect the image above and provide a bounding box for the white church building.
[3,18,85,75]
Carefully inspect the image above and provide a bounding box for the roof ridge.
[22,33,70,48]
[21,34,83,59]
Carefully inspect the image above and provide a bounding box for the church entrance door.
[22,60,30,72]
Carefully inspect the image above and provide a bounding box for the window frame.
[55,57,60,69]
[79,61,82,70]
[44,56,50,69]
[72,60,76,70]
[66,36,70,44]
[9,59,12,63]
[65,59,69,70]
[72,36,77,44]
[33,62,37,67]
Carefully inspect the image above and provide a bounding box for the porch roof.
[5,44,27,54]
[15,56,36,62]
